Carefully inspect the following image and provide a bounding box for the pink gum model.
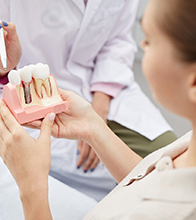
[2,74,67,124]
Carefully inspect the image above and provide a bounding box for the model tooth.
[33,63,50,80]
[33,78,42,98]
[43,78,51,96]
[32,63,51,98]
[28,64,36,74]
[18,66,32,83]
[8,70,21,95]
[8,70,21,86]
[18,66,32,104]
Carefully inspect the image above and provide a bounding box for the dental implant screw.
[23,82,32,104]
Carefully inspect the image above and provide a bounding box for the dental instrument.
[0,20,7,70]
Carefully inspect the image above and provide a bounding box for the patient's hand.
[0,99,54,196]
[27,89,99,143]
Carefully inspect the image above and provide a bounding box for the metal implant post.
[23,82,32,104]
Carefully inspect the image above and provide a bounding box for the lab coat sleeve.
[90,82,124,98]
[0,0,10,21]
[91,0,140,89]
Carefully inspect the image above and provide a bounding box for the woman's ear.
[187,71,196,103]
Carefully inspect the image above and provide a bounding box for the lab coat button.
[137,174,142,178]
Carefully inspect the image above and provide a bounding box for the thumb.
[38,113,55,143]
[3,22,20,43]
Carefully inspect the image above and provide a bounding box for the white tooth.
[8,70,21,96]
[18,66,32,104]
[32,63,51,98]
[19,66,32,83]
[32,63,50,80]
[8,70,21,85]
[28,64,36,74]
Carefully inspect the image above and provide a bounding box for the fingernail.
[76,150,80,155]
[2,21,8,26]
[84,170,87,173]
[77,166,80,169]
[48,112,55,122]
[0,24,3,29]
[90,168,94,172]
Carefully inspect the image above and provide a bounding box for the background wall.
[131,0,191,137]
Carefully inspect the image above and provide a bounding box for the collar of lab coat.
[72,0,103,20]
[72,0,86,13]
[69,0,103,57]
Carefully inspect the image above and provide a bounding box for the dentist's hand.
[0,22,22,75]
[0,99,54,197]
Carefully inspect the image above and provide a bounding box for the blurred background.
[132,0,191,137]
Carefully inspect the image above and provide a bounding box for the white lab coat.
[0,0,172,201]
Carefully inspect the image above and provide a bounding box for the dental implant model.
[2,63,67,124]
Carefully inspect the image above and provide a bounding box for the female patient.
[0,0,196,219]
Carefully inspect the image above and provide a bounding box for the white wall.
[132,0,192,137]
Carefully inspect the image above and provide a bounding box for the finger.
[77,142,90,169]
[1,22,18,42]
[0,132,6,157]
[58,89,70,100]
[59,89,76,103]
[77,140,83,155]
[24,120,42,129]
[38,113,55,144]
[0,99,21,133]
[90,156,100,172]
[0,21,8,36]
[23,124,40,130]
[1,21,8,28]
[83,149,97,172]
[0,115,10,139]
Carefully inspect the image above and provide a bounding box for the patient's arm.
[0,88,142,219]
[0,100,54,220]
[28,90,142,183]
[56,90,142,183]
[80,112,141,183]
[21,186,52,220]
